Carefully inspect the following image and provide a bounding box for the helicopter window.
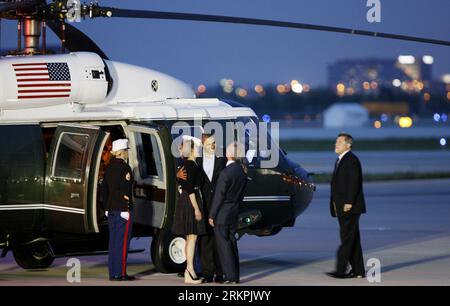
[137,133,163,180]
[170,125,204,141]
[234,116,280,166]
[52,133,89,180]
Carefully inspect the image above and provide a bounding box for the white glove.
[105,211,108,217]
[120,211,130,221]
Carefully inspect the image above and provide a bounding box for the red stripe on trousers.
[122,217,131,276]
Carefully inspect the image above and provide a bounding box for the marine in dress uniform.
[101,139,135,281]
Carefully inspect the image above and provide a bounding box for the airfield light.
[416,81,424,91]
[223,86,233,94]
[392,79,402,87]
[424,93,431,102]
[254,84,263,93]
[398,55,415,65]
[374,120,382,129]
[363,81,370,90]
[381,114,388,122]
[277,84,286,94]
[401,81,409,91]
[398,116,413,128]
[290,79,299,86]
[447,92,450,100]
[433,113,441,122]
[236,88,248,98]
[303,84,311,92]
[336,83,345,96]
[370,81,378,90]
[284,84,291,93]
[422,55,434,65]
[441,113,448,122]
[440,138,447,147]
[442,74,450,84]
[262,114,271,123]
[197,84,206,94]
[292,82,304,94]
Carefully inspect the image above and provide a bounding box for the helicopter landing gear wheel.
[151,228,186,273]
[13,242,55,270]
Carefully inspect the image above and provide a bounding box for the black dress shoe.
[325,271,352,279]
[223,280,239,284]
[121,274,136,281]
[202,276,214,283]
[109,276,122,281]
[346,270,366,278]
[214,276,224,283]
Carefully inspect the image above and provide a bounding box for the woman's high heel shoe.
[184,269,202,284]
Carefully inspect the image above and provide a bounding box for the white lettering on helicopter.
[367,0,381,23]
[170,118,280,169]
[66,258,81,283]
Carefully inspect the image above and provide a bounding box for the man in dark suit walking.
[208,142,247,284]
[327,133,366,279]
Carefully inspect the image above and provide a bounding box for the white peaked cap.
[111,139,129,153]
[182,135,202,147]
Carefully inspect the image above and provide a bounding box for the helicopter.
[0,0,448,273]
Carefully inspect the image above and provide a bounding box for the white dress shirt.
[226,160,235,167]
[203,152,215,182]
[338,150,350,163]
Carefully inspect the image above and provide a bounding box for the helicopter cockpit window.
[235,116,280,166]
[53,133,89,180]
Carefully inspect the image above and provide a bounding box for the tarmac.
[0,179,449,286]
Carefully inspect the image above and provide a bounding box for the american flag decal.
[13,62,71,100]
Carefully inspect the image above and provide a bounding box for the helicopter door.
[44,124,108,234]
[126,124,173,229]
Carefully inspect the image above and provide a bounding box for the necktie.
[333,158,339,176]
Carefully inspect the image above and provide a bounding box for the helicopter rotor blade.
[46,20,109,59]
[0,0,39,14]
[97,7,450,47]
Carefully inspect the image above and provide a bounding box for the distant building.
[328,56,433,95]
[323,103,369,128]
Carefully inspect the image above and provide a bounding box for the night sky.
[1,0,449,88]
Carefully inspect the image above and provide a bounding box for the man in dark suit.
[209,142,247,284]
[197,134,227,282]
[327,133,366,279]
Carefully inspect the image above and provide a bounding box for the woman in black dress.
[172,137,205,284]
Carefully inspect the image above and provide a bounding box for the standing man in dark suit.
[208,142,247,284]
[327,133,366,279]
[197,134,227,283]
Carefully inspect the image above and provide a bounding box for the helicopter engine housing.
[0,52,108,110]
